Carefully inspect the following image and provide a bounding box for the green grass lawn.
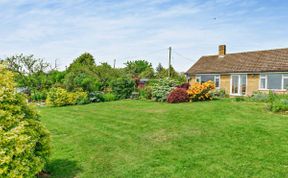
[39,100,288,178]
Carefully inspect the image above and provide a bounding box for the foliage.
[167,88,189,103]
[31,90,47,102]
[124,60,153,78]
[67,53,96,71]
[131,92,140,100]
[250,91,269,102]
[268,91,288,112]
[234,96,245,102]
[110,77,135,99]
[0,65,50,177]
[151,78,179,102]
[176,83,190,90]
[103,93,117,102]
[46,88,88,107]
[155,63,186,83]
[94,63,125,90]
[187,81,215,101]
[89,91,105,103]
[139,86,152,100]
[1,54,51,93]
[210,89,227,99]
[64,53,100,92]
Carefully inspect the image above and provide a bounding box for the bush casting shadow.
[45,159,82,178]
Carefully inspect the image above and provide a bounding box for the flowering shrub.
[176,83,190,90]
[187,81,215,101]
[167,88,189,103]
[151,79,179,102]
[46,87,88,106]
[0,65,50,177]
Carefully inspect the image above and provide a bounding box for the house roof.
[187,48,288,74]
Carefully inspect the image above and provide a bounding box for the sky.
[1,0,288,72]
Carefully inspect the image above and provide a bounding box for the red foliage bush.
[167,88,189,103]
[176,83,190,90]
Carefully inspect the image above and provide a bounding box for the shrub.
[71,91,89,105]
[0,65,50,177]
[103,93,116,102]
[250,91,269,102]
[89,91,105,103]
[176,83,190,90]
[234,96,245,102]
[139,86,152,100]
[167,88,189,103]
[151,78,179,102]
[111,77,135,99]
[31,90,47,102]
[268,91,288,112]
[46,87,88,106]
[187,81,215,101]
[210,89,227,99]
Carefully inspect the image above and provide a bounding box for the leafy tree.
[124,60,154,78]
[64,53,100,92]
[68,52,95,71]
[1,54,51,93]
[156,63,165,73]
[94,63,125,89]
[0,65,50,177]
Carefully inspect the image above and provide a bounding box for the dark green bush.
[89,91,105,103]
[111,77,135,99]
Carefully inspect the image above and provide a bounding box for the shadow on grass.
[45,159,82,178]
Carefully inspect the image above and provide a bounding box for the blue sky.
[1,0,288,71]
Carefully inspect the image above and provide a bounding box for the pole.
[168,47,172,78]
[113,59,116,68]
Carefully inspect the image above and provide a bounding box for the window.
[284,75,288,90]
[260,75,267,89]
[259,74,288,90]
[195,75,220,89]
[231,74,247,95]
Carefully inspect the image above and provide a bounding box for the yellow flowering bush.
[46,87,88,106]
[187,81,215,101]
[0,65,50,177]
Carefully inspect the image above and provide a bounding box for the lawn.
[39,100,288,178]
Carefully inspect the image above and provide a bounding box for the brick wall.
[247,74,259,96]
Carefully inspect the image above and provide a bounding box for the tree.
[1,54,51,93]
[156,63,164,73]
[64,53,99,92]
[68,52,95,71]
[0,65,50,177]
[94,63,125,90]
[124,60,154,78]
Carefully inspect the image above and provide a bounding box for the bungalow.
[186,45,288,96]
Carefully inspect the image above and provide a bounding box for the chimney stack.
[219,45,226,57]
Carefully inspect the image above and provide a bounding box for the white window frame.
[230,74,248,96]
[195,74,221,89]
[259,73,288,91]
[259,74,267,90]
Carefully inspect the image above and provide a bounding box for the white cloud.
[1,0,288,71]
